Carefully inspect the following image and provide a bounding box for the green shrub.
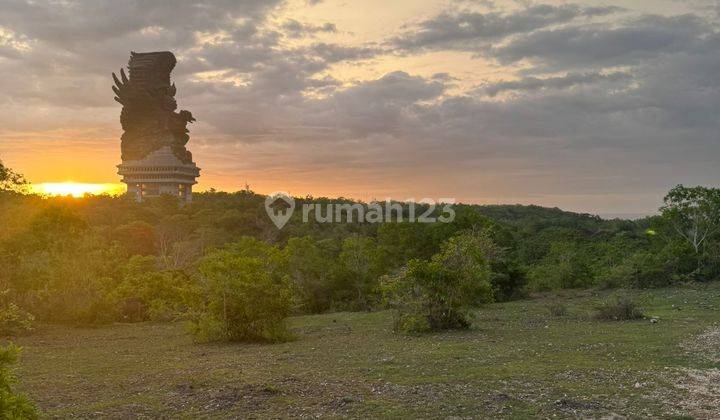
[383,232,496,334]
[594,297,644,321]
[192,244,293,343]
[385,261,474,333]
[0,344,38,419]
[0,299,34,336]
[490,260,527,302]
[391,305,432,334]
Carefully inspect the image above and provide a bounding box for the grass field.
[11,284,720,418]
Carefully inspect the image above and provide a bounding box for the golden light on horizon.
[30,183,126,197]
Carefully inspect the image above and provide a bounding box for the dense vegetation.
[1,160,719,416]
[0,160,719,341]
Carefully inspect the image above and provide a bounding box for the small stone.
[650,317,659,324]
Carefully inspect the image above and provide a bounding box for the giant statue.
[114,51,200,202]
[113,51,196,163]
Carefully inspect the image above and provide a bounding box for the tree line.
[0,160,718,339]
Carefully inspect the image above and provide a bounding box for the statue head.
[178,110,196,123]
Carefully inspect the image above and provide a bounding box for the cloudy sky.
[0,0,718,216]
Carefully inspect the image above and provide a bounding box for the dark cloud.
[492,14,709,69]
[0,0,281,48]
[479,71,632,96]
[306,43,379,62]
[391,4,621,51]
[281,19,337,38]
[0,0,378,115]
[308,71,447,137]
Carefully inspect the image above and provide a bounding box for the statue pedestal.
[117,146,200,202]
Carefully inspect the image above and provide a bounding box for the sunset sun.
[30,182,125,197]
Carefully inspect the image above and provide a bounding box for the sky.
[0,0,718,217]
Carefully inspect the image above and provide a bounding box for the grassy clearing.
[10,284,720,418]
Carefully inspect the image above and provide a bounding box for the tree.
[0,160,27,192]
[660,185,720,274]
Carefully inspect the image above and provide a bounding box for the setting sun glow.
[30,183,126,197]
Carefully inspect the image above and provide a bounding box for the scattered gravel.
[681,327,720,363]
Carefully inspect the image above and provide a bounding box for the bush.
[0,344,38,419]
[594,297,644,321]
[0,296,34,336]
[192,244,293,343]
[383,232,496,334]
[385,261,475,333]
[490,260,527,302]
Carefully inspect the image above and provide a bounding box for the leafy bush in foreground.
[0,291,34,336]
[0,303,35,337]
[383,232,496,334]
[594,297,644,321]
[192,240,293,343]
[0,344,37,419]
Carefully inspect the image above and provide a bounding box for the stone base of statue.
[117,145,200,202]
